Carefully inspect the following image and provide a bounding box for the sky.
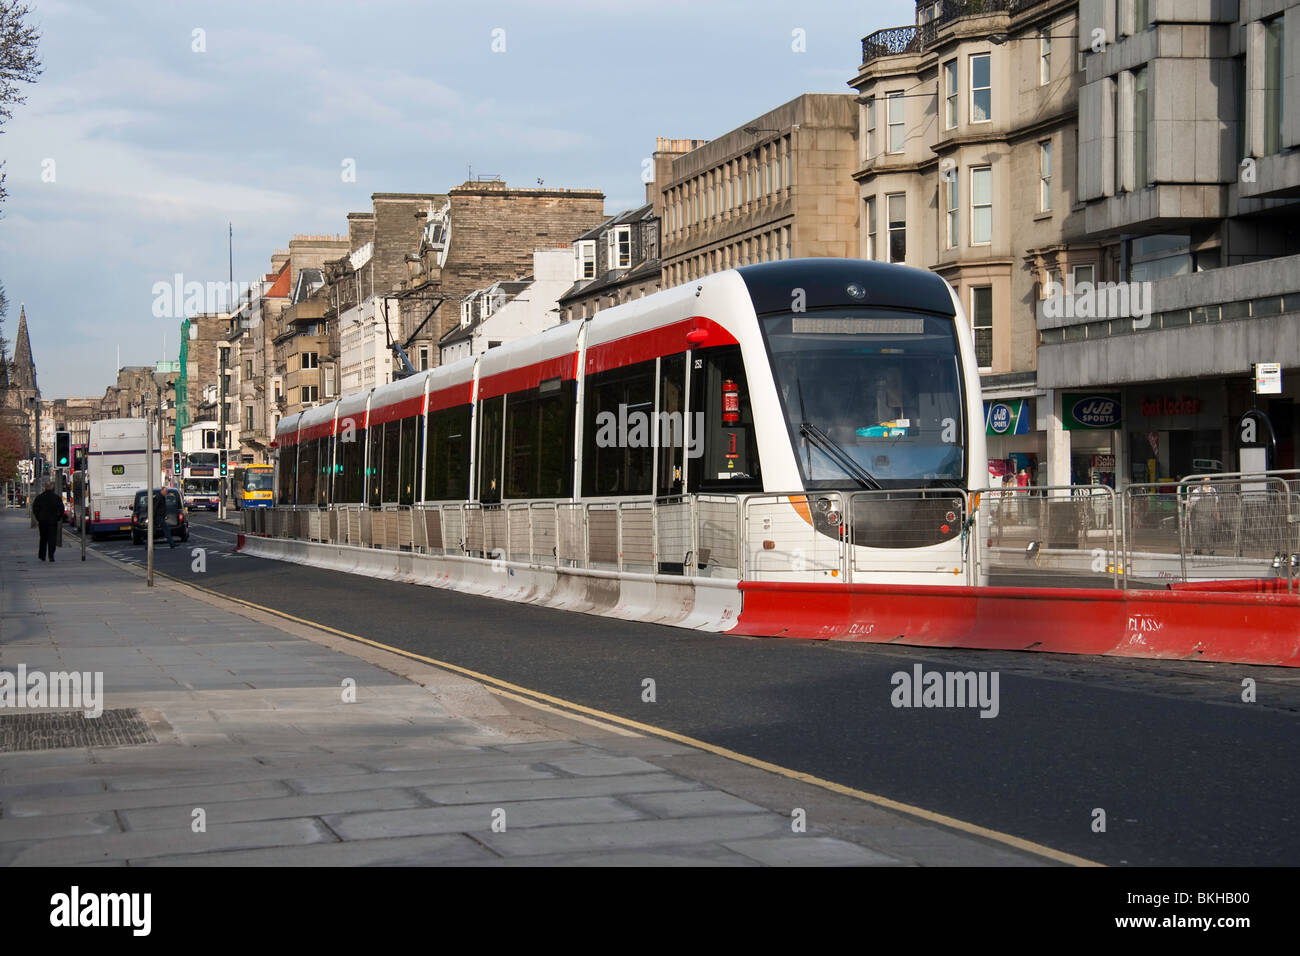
[0,0,915,398]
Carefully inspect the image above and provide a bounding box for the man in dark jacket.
[153,489,176,548]
[32,480,65,562]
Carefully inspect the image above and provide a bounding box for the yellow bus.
[234,464,274,509]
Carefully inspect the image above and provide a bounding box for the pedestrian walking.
[32,480,65,562]
[1189,476,1219,555]
[153,489,177,549]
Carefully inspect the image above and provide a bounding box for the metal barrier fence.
[985,484,1119,587]
[248,471,1300,589]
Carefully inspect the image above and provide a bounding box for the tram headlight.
[826,510,842,525]
[815,497,831,513]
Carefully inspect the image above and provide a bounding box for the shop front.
[984,397,1044,488]
[1122,382,1227,484]
[1062,391,1122,488]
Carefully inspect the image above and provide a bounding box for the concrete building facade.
[1038,0,1300,484]
[660,94,859,287]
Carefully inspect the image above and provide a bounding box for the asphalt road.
[87,513,1300,866]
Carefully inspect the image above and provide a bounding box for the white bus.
[86,418,162,539]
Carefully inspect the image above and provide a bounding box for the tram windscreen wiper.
[799,421,881,490]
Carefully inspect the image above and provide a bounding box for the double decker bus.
[182,451,221,511]
[233,464,274,509]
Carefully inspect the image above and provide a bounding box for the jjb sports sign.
[1064,393,1122,430]
[984,399,1029,436]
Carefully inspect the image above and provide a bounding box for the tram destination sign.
[791,317,924,335]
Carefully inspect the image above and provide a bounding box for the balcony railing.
[862,0,1049,65]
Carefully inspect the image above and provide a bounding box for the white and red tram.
[273,259,987,585]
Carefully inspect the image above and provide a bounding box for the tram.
[272,259,987,585]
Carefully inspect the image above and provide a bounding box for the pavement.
[0,512,1047,866]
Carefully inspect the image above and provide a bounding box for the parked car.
[131,488,188,545]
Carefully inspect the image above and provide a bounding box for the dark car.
[131,488,188,545]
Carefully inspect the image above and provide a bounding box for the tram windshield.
[761,311,966,487]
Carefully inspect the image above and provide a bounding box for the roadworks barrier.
[236,536,1296,667]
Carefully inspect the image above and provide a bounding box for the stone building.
[556,204,661,323]
[659,94,858,288]
[97,363,178,457]
[388,181,607,359]
[324,182,606,394]
[439,248,575,363]
[854,0,1300,487]
[852,0,1083,483]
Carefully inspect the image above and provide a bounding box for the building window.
[324,365,335,398]
[970,287,993,371]
[244,359,252,377]
[607,226,632,269]
[1134,0,1149,31]
[1039,140,1052,213]
[417,345,430,371]
[1133,67,1149,187]
[970,53,991,123]
[301,385,318,404]
[887,91,905,152]
[575,240,596,280]
[1264,17,1283,155]
[1039,29,1051,86]
[1128,234,1191,282]
[970,166,992,245]
[866,97,876,156]
[943,60,958,128]
[887,192,906,263]
[945,173,959,249]
[865,196,877,260]
[245,405,254,429]
[1071,264,1095,291]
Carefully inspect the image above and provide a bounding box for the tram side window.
[399,416,419,505]
[297,438,318,505]
[381,420,401,503]
[367,426,382,506]
[277,446,295,504]
[688,345,762,492]
[478,396,505,504]
[426,405,471,501]
[506,383,575,499]
[583,359,655,496]
[335,426,364,503]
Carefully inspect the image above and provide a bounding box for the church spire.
[11,303,37,393]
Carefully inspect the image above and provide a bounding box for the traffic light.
[55,431,71,469]
[219,449,228,477]
[173,452,183,476]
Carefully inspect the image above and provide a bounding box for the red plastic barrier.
[1167,578,1293,594]
[730,582,1300,667]
[235,533,245,552]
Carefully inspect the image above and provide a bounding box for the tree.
[0,422,23,483]
[0,1,42,206]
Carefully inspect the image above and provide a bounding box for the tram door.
[656,354,687,499]
[656,353,690,574]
